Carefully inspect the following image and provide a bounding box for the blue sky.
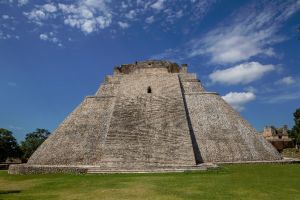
[0,0,300,142]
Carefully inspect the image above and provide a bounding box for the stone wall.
[97,73,195,169]
[9,164,87,174]
[179,76,281,161]
[28,96,116,165]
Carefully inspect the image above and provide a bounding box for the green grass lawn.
[0,164,300,200]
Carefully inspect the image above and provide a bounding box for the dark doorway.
[147,86,152,93]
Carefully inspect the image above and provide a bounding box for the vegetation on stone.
[1,164,300,200]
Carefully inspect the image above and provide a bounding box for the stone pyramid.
[9,60,281,174]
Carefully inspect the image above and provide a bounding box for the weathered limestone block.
[28,96,116,165]
[9,164,87,174]
[97,73,196,169]
[183,93,281,162]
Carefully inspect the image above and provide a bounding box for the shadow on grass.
[0,190,21,195]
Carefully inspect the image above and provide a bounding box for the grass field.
[0,164,300,200]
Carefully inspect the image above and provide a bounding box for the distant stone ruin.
[262,125,294,152]
[9,60,281,174]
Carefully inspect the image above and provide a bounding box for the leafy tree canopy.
[290,108,300,149]
[0,128,21,162]
[20,128,50,160]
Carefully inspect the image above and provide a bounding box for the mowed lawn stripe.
[0,164,299,200]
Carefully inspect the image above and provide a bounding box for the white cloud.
[2,15,10,19]
[39,33,48,40]
[121,1,128,9]
[42,3,57,13]
[24,9,47,24]
[151,0,165,10]
[39,32,62,46]
[0,12,19,40]
[163,8,184,23]
[266,92,300,103]
[244,86,257,93]
[58,0,112,34]
[0,32,19,40]
[23,1,112,33]
[19,0,217,36]
[23,3,58,24]
[154,1,300,64]
[125,10,136,19]
[189,0,217,19]
[118,21,129,29]
[276,76,296,85]
[175,10,183,18]
[186,1,300,64]
[145,16,154,24]
[209,62,275,85]
[18,0,28,6]
[81,20,96,33]
[222,92,256,111]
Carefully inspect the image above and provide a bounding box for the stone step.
[87,168,206,174]
[86,163,218,174]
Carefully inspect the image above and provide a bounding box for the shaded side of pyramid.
[179,73,281,162]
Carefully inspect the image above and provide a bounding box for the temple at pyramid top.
[113,60,187,74]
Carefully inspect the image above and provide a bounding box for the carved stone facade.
[262,125,294,152]
[9,60,281,174]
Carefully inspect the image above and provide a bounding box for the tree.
[0,128,21,162]
[20,128,50,160]
[290,108,300,149]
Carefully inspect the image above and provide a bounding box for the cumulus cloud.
[42,3,57,13]
[125,10,137,19]
[276,76,296,85]
[24,9,47,24]
[151,0,166,10]
[23,0,112,33]
[118,21,129,29]
[2,15,11,19]
[18,0,29,6]
[24,3,58,25]
[17,0,216,35]
[0,12,19,40]
[39,32,62,46]
[145,16,154,24]
[39,33,48,40]
[0,32,19,40]
[58,0,112,34]
[209,62,275,85]
[121,1,128,9]
[222,92,256,111]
